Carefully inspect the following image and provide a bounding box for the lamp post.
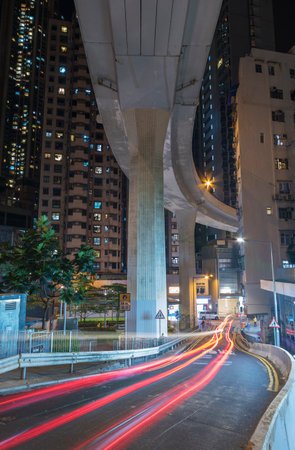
[237,237,280,347]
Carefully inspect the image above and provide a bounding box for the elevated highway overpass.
[75,0,239,336]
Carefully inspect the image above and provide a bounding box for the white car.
[198,311,220,320]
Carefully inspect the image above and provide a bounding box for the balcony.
[272,194,294,202]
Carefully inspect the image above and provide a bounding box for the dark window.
[290,69,295,79]
[53,188,61,196]
[43,188,49,195]
[291,90,295,101]
[279,208,293,220]
[255,64,262,73]
[270,88,283,99]
[43,164,50,171]
[272,110,285,122]
[42,200,48,207]
[54,164,62,173]
[52,200,61,208]
[268,65,275,75]
[94,178,103,186]
[57,108,65,117]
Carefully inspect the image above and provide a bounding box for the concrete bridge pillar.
[176,208,197,330]
[124,108,169,338]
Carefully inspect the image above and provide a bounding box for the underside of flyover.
[75,0,238,337]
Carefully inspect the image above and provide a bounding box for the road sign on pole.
[155,309,165,319]
[269,317,280,328]
[119,293,130,311]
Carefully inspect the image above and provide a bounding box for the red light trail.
[0,319,232,449]
[0,324,226,414]
[77,322,234,449]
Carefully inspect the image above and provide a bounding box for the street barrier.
[248,343,295,449]
[0,334,190,379]
[0,355,19,375]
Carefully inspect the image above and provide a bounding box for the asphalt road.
[0,322,281,450]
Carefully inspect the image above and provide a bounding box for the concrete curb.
[248,345,295,449]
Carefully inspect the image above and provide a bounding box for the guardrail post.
[50,332,53,352]
[69,331,72,353]
[29,333,32,353]
[21,367,26,380]
[89,341,91,352]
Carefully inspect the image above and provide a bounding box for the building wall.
[236,47,295,314]
[165,210,179,274]
[0,0,49,221]
[38,16,125,278]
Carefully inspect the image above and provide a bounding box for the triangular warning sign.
[155,309,165,319]
[269,317,280,328]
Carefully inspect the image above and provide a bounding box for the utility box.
[0,293,27,358]
[0,293,27,332]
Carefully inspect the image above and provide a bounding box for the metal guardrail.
[0,355,19,375]
[0,334,189,380]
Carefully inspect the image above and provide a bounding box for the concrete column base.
[176,208,197,330]
[124,108,169,338]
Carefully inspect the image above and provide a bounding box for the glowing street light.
[236,237,280,346]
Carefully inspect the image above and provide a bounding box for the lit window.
[58,88,65,95]
[52,213,60,221]
[46,131,52,137]
[266,207,272,215]
[105,238,108,243]
[60,46,67,53]
[95,166,102,174]
[70,135,75,142]
[96,144,102,152]
[83,161,88,167]
[93,237,101,245]
[54,153,63,161]
[275,158,288,170]
[94,201,102,209]
[273,134,287,146]
[83,135,90,142]
[172,257,179,264]
[61,26,68,33]
[59,66,66,74]
[105,226,108,231]
[44,153,51,159]
[56,132,63,139]
[93,225,101,233]
[94,213,101,221]
[172,234,179,241]
[95,250,101,258]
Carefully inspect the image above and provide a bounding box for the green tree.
[0,216,96,328]
[93,283,127,326]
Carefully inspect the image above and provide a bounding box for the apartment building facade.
[235,47,295,314]
[38,16,126,278]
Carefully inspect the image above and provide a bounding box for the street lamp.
[236,237,280,346]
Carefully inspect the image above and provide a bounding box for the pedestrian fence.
[0,330,173,360]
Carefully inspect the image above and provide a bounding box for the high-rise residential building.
[194,0,275,208]
[235,47,295,315]
[0,0,49,227]
[190,0,276,313]
[38,15,126,278]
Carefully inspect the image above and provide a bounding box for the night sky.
[273,0,295,52]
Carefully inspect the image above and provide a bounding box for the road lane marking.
[233,332,279,392]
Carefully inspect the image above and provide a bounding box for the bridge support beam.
[125,109,169,338]
[176,208,197,330]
